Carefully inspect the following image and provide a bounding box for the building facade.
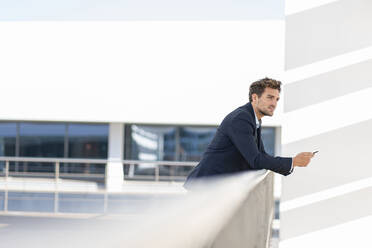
[0,19,285,185]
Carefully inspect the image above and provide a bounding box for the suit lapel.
[246,102,261,150]
[257,126,262,150]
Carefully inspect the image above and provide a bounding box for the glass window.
[125,125,176,161]
[261,127,275,156]
[0,122,17,157]
[0,122,108,176]
[0,122,17,173]
[65,123,108,175]
[179,127,216,162]
[125,125,275,161]
[124,125,177,178]
[18,123,65,173]
[19,123,65,157]
[124,124,277,180]
[124,124,217,179]
[68,124,108,159]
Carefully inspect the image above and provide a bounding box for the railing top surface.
[125,170,273,248]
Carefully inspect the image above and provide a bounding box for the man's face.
[253,88,280,117]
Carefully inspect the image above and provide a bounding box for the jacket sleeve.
[260,138,294,174]
[228,112,293,176]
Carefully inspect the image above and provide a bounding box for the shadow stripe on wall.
[280,187,372,240]
[284,59,372,112]
[285,0,372,69]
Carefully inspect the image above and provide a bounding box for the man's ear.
[252,93,258,103]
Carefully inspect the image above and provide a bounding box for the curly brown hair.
[249,77,282,102]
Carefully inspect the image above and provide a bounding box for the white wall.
[281,0,372,247]
[0,21,284,126]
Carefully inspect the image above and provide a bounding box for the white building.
[0,0,286,188]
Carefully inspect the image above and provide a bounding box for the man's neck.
[252,105,263,121]
[251,104,262,129]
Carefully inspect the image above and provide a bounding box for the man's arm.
[228,112,292,176]
[259,134,294,173]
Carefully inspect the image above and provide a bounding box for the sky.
[0,0,284,21]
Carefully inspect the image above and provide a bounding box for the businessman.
[184,77,313,189]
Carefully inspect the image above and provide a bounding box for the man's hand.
[293,152,314,167]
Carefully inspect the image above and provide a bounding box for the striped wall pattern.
[280,0,372,247]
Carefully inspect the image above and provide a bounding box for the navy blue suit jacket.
[184,102,292,189]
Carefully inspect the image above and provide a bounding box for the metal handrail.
[0,156,198,214]
[123,159,197,166]
[0,156,107,164]
[0,156,198,166]
[0,156,198,183]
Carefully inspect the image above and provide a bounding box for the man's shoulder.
[229,104,254,121]
[221,103,255,126]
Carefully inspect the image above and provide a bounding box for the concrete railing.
[124,170,275,248]
[0,167,274,248]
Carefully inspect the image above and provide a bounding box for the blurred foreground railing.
[124,170,275,248]
[0,170,274,248]
[0,157,275,248]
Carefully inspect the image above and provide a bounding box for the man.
[184,77,313,189]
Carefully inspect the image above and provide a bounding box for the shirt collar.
[253,108,261,129]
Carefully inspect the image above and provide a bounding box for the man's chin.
[263,111,274,117]
[259,109,274,117]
